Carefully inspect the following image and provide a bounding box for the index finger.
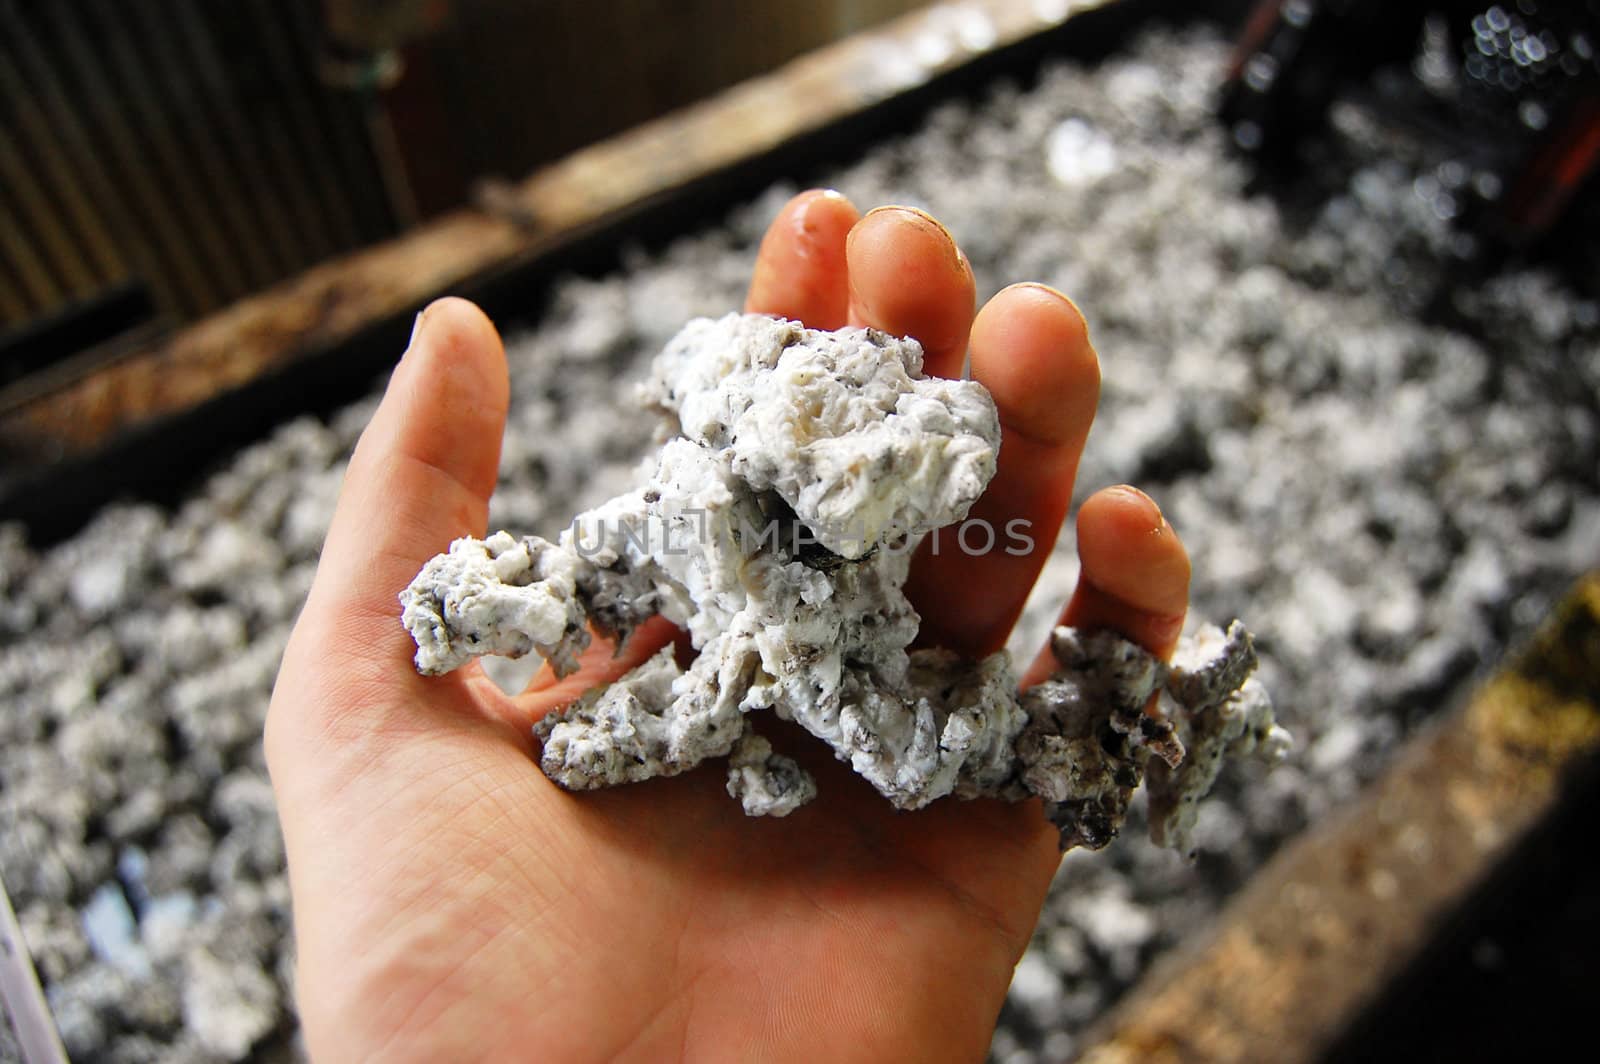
[300,297,510,668]
[745,189,859,327]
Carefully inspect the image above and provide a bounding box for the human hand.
[266,190,1191,1062]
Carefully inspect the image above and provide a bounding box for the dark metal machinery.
[1221,1,1600,266]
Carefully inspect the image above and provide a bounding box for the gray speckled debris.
[725,726,817,817]
[402,530,589,676]
[1014,629,1172,852]
[402,312,1282,846]
[1146,622,1291,855]
[1020,623,1288,851]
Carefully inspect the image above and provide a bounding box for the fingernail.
[1011,282,1092,343]
[1108,484,1165,525]
[858,206,967,276]
[863,204,951,241]
[955,244,974,283]
[408,308,427,349]
[1012,281,1073,307]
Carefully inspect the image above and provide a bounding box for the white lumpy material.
[725,726,818,817]
[400,312,1286,849]
[646,314,999,557]
[402,532,588,676]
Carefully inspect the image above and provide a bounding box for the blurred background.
[0,0,931,380]
[2,2,1598,1063]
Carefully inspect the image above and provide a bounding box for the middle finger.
[907,282,1100,657]
[844,206,976,378]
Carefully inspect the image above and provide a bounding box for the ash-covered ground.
[2,27,1597,1063]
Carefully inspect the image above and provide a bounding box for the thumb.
[301,296,510,670]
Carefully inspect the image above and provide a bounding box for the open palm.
[266,191,1191,1062]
